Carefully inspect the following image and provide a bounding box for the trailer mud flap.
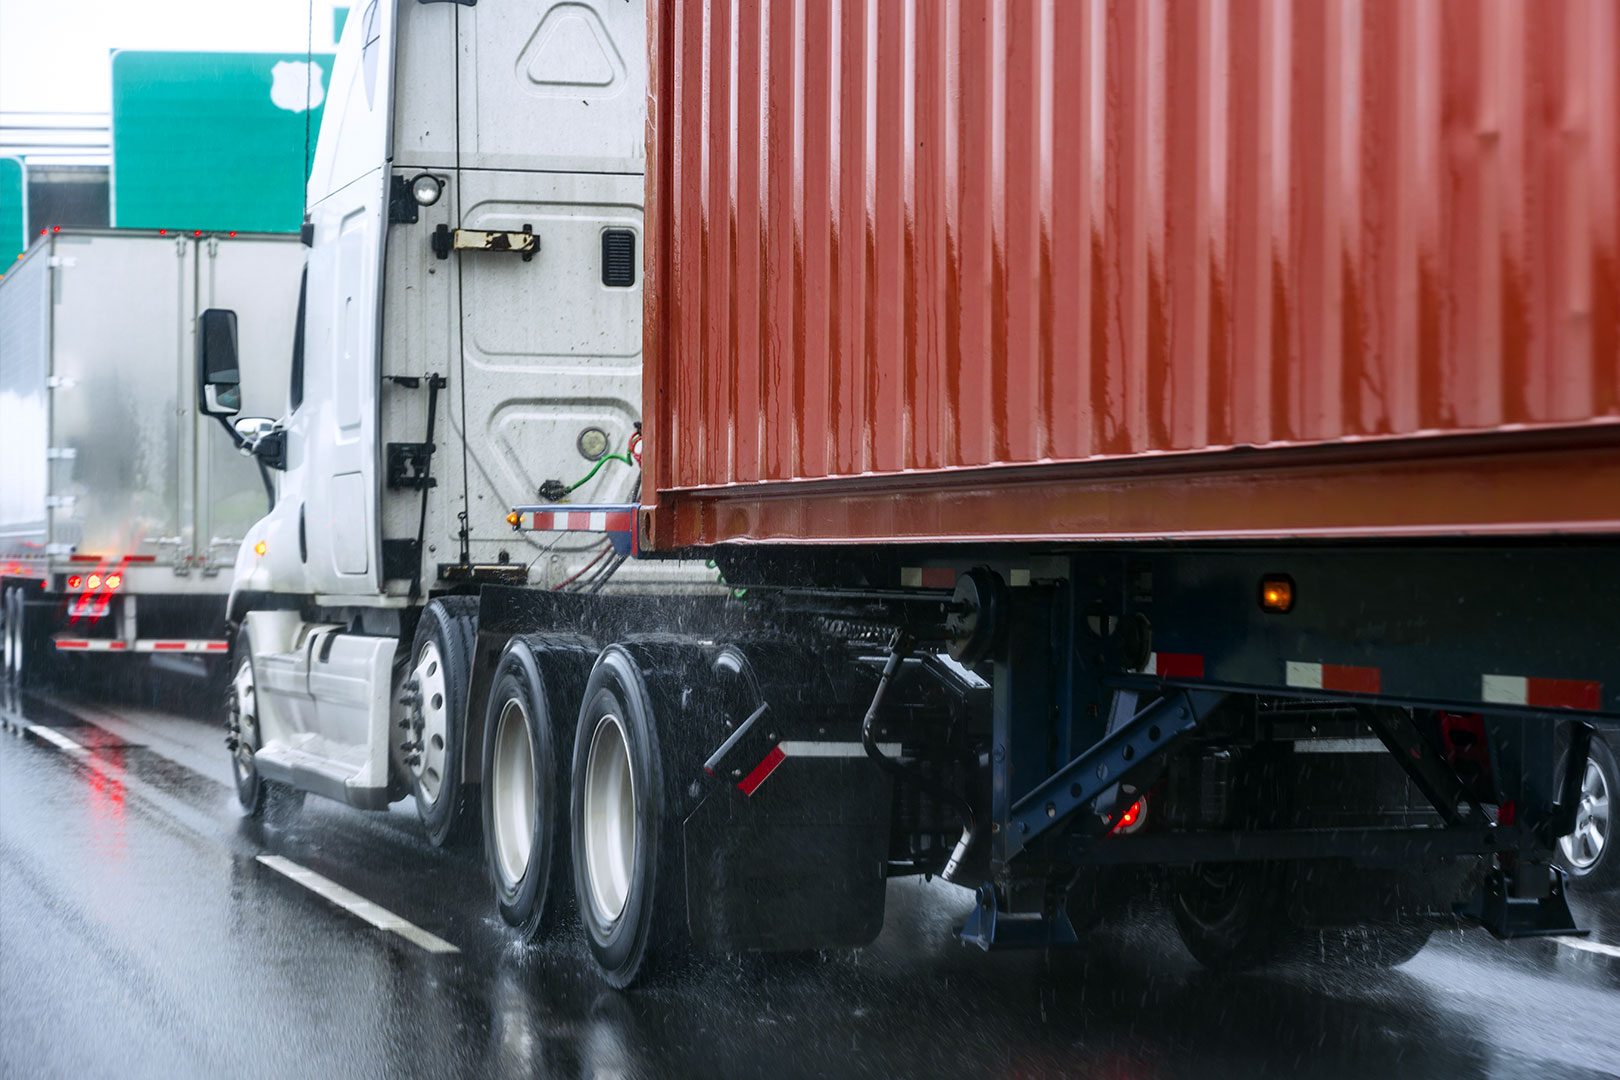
[683,754,892,953]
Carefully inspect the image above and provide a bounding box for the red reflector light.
[193,230,202,236]
[67,575,82,589]
[1111,797,1146,834]
[159,229,167,235]
[1498,800,1517,826]
[228,231,237,237]
[52,225,60,233]
[106,573,122,590]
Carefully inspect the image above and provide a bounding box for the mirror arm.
[213,412,249,451]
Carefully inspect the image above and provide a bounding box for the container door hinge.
[46,447,78,460]
[46,375,78,390]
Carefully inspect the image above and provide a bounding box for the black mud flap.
[1458,864,1584,939]
[684,753,892,953]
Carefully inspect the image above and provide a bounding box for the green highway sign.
[0,157,25,275]
[111,51,335,234]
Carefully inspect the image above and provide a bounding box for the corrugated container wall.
[644,0,1620,549]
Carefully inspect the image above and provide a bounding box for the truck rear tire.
[570,645,687,988]
[1169,861,1292,971]
[406,597,479,848]
[482,635,590,941]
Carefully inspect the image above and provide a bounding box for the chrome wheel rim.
[1560,756,1611,871]
[490,697,537,887]
[231,654,258,783]
[582,712,636,923]
[411,640,451,806]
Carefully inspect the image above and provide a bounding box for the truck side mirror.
[197,308,242,417]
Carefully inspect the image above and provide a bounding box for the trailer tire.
[482,635,591,941]
[570,645,687,988]
[229,624,304,823]
[407,596,480,848]
[1557,734,1618,892]
[1169,861,1291,971]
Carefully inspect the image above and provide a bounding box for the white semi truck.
[1,228,302,683]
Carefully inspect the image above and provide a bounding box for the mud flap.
[683,754,892,952]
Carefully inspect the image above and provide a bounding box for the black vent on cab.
[601,229,636,287]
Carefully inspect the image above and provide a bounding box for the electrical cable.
[550,542,613,591]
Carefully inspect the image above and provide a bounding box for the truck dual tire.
[481,635,591,941]
[569,645,688,988]
[407,597,480,848]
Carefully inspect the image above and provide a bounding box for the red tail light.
[86,574,101,589]
[67,575,82,589]
[105,573,122,590]
[1110,798,1146,834]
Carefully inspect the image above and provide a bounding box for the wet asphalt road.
[2,679,1618,1080]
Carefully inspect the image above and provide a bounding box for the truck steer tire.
[229,624,304,823]
[1170,861,1292,971]
[570,645,686,988]
[407,597,479,848]
[483,636,589,941]
[1558,734,1618,892]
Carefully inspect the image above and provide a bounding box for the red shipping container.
[642,0,1620,550]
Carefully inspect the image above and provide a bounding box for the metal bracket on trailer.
[957,882,1080,952]
[1002,688,1228,862]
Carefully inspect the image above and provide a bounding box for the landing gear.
[402,597,479,847]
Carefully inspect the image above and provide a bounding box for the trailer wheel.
[1558,734,1618,892]
[228,624,304,822]
[570,645,687,988]
[1169,861,1291,971]
[482,636,590,940]
[1300,923,1433,968]
[404,597,480,847]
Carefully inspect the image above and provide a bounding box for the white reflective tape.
[589,511,607,531]
[1143,653,1157,675]
[1290,738,1385,754]
[1009,568,1031,587]
[256,855,459,954]
[1285,661,1323,689]
[1481,675,1528,705]
[900,568,922,588]
[779,740,902,758]
[27,725,88,755]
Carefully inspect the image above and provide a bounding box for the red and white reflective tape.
[1285,661,1381,694]
[54,638,227,654]
[1481,675,1601,711]
[530,509,636,533]
[899,567,956,589]
[1145,652,1205,679]
[737,740,901,797]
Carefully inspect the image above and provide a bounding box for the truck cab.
[201,0,648,826]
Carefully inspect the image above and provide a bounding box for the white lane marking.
[256,855,459,954]
[26,724,89,755]
[1553,935,1620,961]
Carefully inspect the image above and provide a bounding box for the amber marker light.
[506,511,522,528]
[254,541,267,557]
[1259,575,1295,613]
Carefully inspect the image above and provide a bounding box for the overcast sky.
[0,0,344,115]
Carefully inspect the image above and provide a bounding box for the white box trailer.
[1,228,302,680]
